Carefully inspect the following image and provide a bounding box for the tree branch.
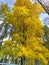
[37,0,49,14]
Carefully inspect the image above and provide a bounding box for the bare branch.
[37,0,49,14]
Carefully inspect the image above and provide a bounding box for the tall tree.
[0,4,13,62]
[0,0,49,65]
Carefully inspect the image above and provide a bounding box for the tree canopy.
[0,0,49,65]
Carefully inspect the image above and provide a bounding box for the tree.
[37,0,49,14]
[0,4,13,62]
[0,4,12,45]
[43,25,49,49]
[0,0,49,65]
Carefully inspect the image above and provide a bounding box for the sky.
[0,0,15,7]
[0,0,49,26]
[40,13,49,26]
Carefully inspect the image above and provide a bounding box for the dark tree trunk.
[21,57,25,65]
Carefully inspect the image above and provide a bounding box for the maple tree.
[0,0,49,65]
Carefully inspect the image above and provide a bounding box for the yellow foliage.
[32,2,44,14]
[17,52,22,57]
[1,0,49,65]
[14,0,32,8]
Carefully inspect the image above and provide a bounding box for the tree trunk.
[21,57,25,65]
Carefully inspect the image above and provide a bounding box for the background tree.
[0,4,12,45]
[37,0,49,14]
[43,25,49,49]
[0,4,13,62]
